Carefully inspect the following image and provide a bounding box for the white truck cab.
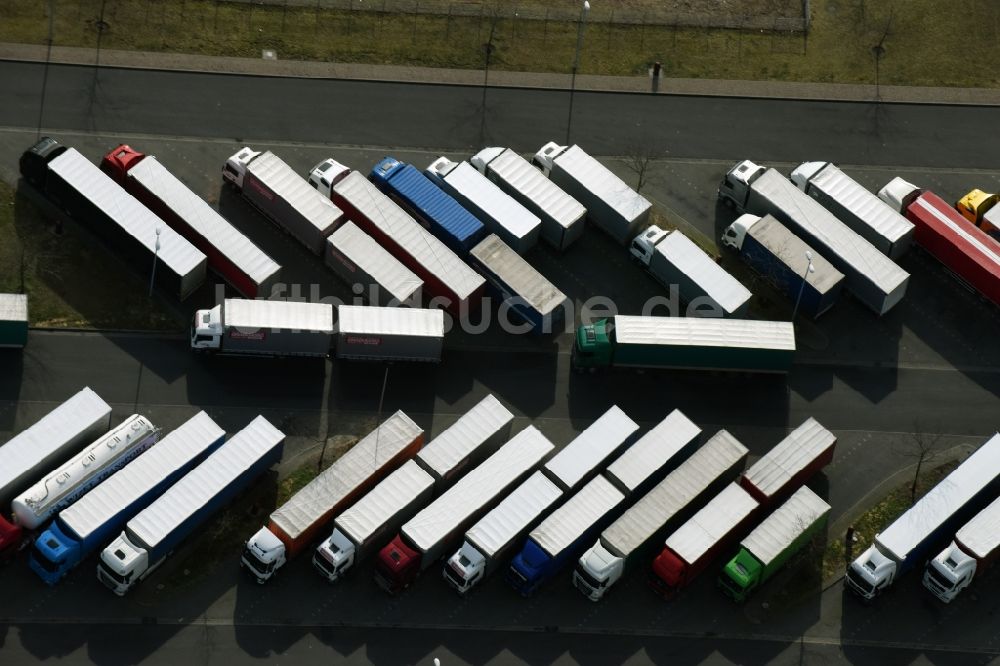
[443,541,486,594]
[845,545,896,600]
[531,142,566,176]
[877,177,921,214]
[573,542,623,601]
[307,158,352,198]
[718,159,765,209]
[312,529,356,583]
[97,534,147,596]
[241,527,285,583]
[469,147,505,175]
[629,225,669,267]
[720,213,762,251]
[924,542,976,603]
[222,147,260,189]
[426,156,459,180]
[190,305,223,352]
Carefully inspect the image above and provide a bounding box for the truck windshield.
[443,565,466,587]
[97,561,130,584]
[242,548,271,574]
[574,565,604,589]
[30,545,61,572]
[924,566,955,592]
[845,567,875,594]
[718,574,742,596]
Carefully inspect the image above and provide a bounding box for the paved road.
[2,61,1000,168]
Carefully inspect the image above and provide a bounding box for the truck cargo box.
[740,417,836,505]
[543,405,639,492]
[219,299,333,357]
[325,222,423,306]
[649,231,751,317]
[335,305,443,363]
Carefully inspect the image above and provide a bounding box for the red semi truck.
[101,145,281,299]
[879,178,1000,308]
[649,417,835,597]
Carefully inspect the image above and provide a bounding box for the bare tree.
[892,425,944,504]
[624,140,665,194]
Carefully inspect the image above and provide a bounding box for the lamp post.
[148,226,161,298]
[565,0,591,146]
[791,250,815,322]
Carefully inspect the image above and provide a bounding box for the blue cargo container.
[29,412,226,585]
[369,157,485,255]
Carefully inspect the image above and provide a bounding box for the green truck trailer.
[718,485,830,602]
[0,294,28,348]
[572,315,795,373]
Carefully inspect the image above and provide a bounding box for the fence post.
[607,9,613,51]
[639,12,644,50]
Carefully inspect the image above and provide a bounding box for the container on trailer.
[0,294,28,348]
[572,316,795,374]
[97,416,285,595]
[721,214,844,319]
[369,157,486,255]
[739,417,836,506]
[472,147,586,252]
[191,299,334,357]
[879,178,1000,309]
[12,415,160,531]
[241,411,423,583]
[101,145,281,298]
[224,148,344,255]
[374,426,554,593]
[533,143,651,245]
[312,460,436,583]
[334,305,444,363]
[468,234,570,334]
[719,160,908,315]
[575,430,749,601]
[426,157,541,255]
[924,493,1000,602]
[791,161,914,260]
[846,433,1000,600]
[325,221,423,306]
[543,406,640,493]
[718,485,831,602]
[39,146,207,300]
[444,470,564,594]
[331,170,485,315]
[29,412,226,585]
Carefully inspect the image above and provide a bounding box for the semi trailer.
[97,416,285,595]
[533,143,651,245]
[468,234,570,334]
[426,156,541,255]
[790,161,914,260]
[374,426,553,594]
[223,147,344,255]
[721,214,844,319]
[335,305,444,363]
[924,493,1000,603]
[471,147,586,251]
[241,411,423,583]
[542,405,640,493]
[102,144,281,298]
[739,417,836,506]
[630,226,751,318]
[369,156,485,255]
[29,412,225,584]
[846,433,1000,601]
[0,294,28,348]
[325,222,423,306]
[719,160,908,315]
[572,316,795,374]
[718,485,830,602]
[19,138,207,300]
[572,430,749,601]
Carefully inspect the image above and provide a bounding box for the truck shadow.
[0,349,23,430]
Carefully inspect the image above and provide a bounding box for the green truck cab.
[572,319,612,370]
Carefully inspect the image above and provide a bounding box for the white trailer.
[543,405,640,492]
[12,415,160,529]
[426,157,542,255]
[325,222,423,306]
[573,429,749,600]
[444,470,564,594]
[533,143,651,245]
[374,426,554,593]
[0,387,112,507]
[740,417,837,505]
[791,161,914,260]
[924,494,1000,602]
[335,305,444,363]
[471,147,586,251]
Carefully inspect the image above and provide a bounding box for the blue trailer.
[721,214,845,319]
[468,234,570,335]
[369,157,485,256]
[29,412,226,585]
[97,416,284,595]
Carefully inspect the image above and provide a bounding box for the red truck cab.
[0,515,23,561]
[648,548,686,599]
[99,144,146,184]
[374,535,420,594]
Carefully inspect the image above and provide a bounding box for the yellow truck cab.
[956,189,1000,238]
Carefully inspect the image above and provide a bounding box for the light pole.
[565,0,591,146]
[148,226,162,298]
[791,250,815,322]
